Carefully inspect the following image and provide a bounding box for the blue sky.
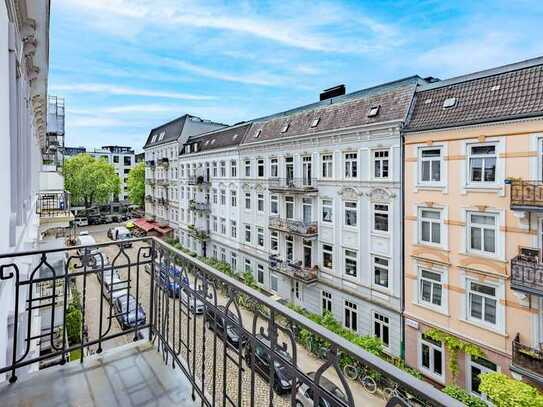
[49,0,543,151]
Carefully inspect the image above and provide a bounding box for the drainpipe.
[400,127,406,361]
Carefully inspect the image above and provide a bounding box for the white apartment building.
[171,78,428,356]
[0,0,69,380]
[88,146,135,202]
[143,115,226,228]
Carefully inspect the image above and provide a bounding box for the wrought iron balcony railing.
[187,224,209,241]
[147,179,155,186]
[269,216,318,237]
[509,179,543,210]
[36,192,71,218]
[156,178,168,186]
[188,174,210,185]
[511,248,543,296]
[145,194,154,203]
[157,197,169,207]
[512,333,543,382]
[157,157,169,168]
[269,255,318,284]
[189,199,210,212]
[268,177,318,193]
[0,237,459,407]
[145,160,155,167]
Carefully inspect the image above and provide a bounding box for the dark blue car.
[159,264,183,297]
[114,294,146,330]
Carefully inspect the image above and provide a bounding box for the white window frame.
[257,159,265,178]
[322,290,332,315]
[344,201,358,227]
[230,160,237,177]
[373,204,389,233]
[322,154,333,179]
[270,195,278,215]
[230,220,237,238]
[466,280,498,328]
[344,249,357,278]
[373,312,390,349]
[467,211,497,256]
[270,158,278,178]
[344,152,358,179]
[372,256,390,291]
[322,244,333,270]
[467,143,498,186]
[344,300,358,332]
[244,224,251,243]
[467,355,498,399]
[419,146,443,185]
[418,207,442,246]
[322,199,333,224]
[373,149,390,180]
[419,333,445,383]
[257,193,264,213]
[244,192,251,210]
[257,227,265,247]
[417,266,447,313]
[231,190,237,207]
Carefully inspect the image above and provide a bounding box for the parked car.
[102,275,129,302]
[113,294,146,330]
[158,264,181,297]
[107,226,133,247]
[96,264,120,283]
[76,233,99,256]
[295,372,348,407]
[180,285,206,314]
[205,305,245,348]
[87,215,101,225]
[245,334,294,394]
[74,217,88,227]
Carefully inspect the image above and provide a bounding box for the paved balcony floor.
[0,341,199,407]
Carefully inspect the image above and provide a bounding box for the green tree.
[479,372,543,407]
[64,154,120,207]
[127,161,145,207]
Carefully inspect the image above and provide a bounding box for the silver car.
[296,372,347,407]
[180,287,205,314]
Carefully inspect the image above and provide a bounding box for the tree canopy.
[64,153,120,208]
[127,161,145,207]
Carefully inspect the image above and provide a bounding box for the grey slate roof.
[240,76,424,145]
[181,122,252,155]
[406,56,543,132]
[143,114,226,149]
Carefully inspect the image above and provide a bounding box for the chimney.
[320,84,346,101]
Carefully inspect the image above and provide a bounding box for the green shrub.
[443,385,488,407]
[479,372,543,407]
[65,302,82,345]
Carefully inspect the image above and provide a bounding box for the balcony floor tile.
[0,341,199,407]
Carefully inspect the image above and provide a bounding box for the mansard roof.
[180,122,252,155]
[144,114,226,149]
[406,56,543,132]
[240,76,424,145]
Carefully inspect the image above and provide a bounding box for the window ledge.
[412,301,449,317]
[459,318,507,337]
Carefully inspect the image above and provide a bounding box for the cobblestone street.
[75,224,383,406]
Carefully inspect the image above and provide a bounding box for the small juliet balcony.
[187,224,209,241]
[512,333,543,384]
[157,157,169,168]
[269,255,318,284]
[268,178,318,194]
[156,178,168,186]
[511,247,543,297]
[509,179,543,211]
[189,199,210,212]
[158,197,169,207]
[268,216,318,238]
[36,192,74,229]
[145,194,154,203]
[145,159,155,168]
[188,174,209,186]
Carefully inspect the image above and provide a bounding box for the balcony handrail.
[511,249,543,295]
[509,179,543,209]
[36,191,71,215]
[269,215,318,236]
[268,177,318,189]
[0,237,459,407]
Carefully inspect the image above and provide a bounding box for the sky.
[49,0,543,151]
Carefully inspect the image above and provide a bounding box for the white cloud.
[50,83,216,100]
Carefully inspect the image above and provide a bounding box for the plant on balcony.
[442,385,488,407]
[66,291,82,345]
[424,328,484,381]
[479,372,543,407]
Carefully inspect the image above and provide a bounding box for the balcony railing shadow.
[0,237,458,407]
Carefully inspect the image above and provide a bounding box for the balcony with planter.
[189,199,210,212]
[512,333,543,384]
[268,177,318,194]
[188,174,209,186]
[187,224,209,241]
[157,157,169,168]
[511,247,543,297]
[269,254,319,284]
[0,238,457,407]
[508,179,543,211]
[268,216,318,238]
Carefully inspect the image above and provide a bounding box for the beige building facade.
[403,58,543,395]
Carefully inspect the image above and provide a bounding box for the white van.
[75,217,88,227]
[76,233,98,255]
[108,226,133,248]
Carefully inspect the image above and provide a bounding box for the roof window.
[233,134,239,140]
[280,123,290,133]
[491,85,501,91]
[205,140,210,146]
[254,129,262,138]
[424,98,432,104]
[211,139,216,145]
[151,134,157,143]
[367,105,380,117]
[442,97,456,108]
[193,143,198,152]
[310,117,320,128]
[158,131,165,141]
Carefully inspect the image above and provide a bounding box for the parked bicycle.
[342,361,378,394]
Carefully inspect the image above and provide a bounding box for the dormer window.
[158,131,165,141]
[368,105,380,117]
[211,139,216,145]
[233,134,239,140]
[205,140,210,146]
[281,123,289,133]
[254,129,262,138]
[443,97,456,108]
[193,143,198,152]
[151,134,157,143]
[310,117,320,128]
[186,144,191,153]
